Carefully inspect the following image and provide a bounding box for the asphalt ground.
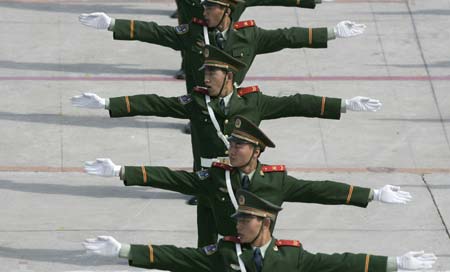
[0,0,449,271]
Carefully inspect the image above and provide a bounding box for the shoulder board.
[237,85,259,97]
[261,165,286,173]
[233,20,256,30]
[223,236,241,243]
[192,17,208,26]
[275,240,301,247]
[212,162,233,171]
[193,86,208,94]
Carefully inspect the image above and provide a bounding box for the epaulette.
[261,165,286,173]
[223,236,241,243]
[193,86,208,94]
[237,85,259,97]
[233,20,256,30]
[275,240,301,247]
[212,162,233,171]
[192,17,208,26]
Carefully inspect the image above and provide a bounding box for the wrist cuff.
[108,18,116,31]
[119,244,131,258]
[328,27,336,40]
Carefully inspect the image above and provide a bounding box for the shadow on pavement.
[0,179,189,200]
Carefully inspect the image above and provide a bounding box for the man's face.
[203,3,226,28]
[229,141,255,167]
[204,67,227,97]
[236,215,263,243]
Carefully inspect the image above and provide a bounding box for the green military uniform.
[121,160,370,237]
[124,190,387,272]
[127,238,387,272]
[108,46,342,246]
[112,15,328,92]
[109,88,341,170]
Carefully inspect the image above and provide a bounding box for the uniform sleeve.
[282,175,370,207]
[128,244,212,272]
[245,0,316,9]
[113,19,184,50]
[300,250,388,272]
[255,26,328,54]
[108,94,189,118]
[122,166,207,196]
[258,93,341,120]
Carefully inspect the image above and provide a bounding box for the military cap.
[201,0,244,8]
[228,115,275,150]
[200,45,247,73]
[232,190,282,220]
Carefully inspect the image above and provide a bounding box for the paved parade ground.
[0,0,449,271]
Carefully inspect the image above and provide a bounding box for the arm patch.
[175,24,189,35]
[196,169,210,180]
[202,244,218,255]
[178,94,192,105]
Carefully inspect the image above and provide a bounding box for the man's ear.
[253,146,261,159]
[226,71,234,82]
[263,218,272,228]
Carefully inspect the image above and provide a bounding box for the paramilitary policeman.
[83,115,412,244]
[172,0,322,79]
[176,0,321,27]
[73,45,383,247]
[83,190,436,272]
[78,0,367,93]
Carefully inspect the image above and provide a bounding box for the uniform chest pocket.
[232,47,250,58]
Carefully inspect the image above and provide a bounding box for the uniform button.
[221,197,225,201]
[204,118,208,122]
[225,150,229,155]
[224,134,228,138]
[224,119,229,124]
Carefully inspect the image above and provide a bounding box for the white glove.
[83,236,122,257]
[397,251,437,270]
[373,185,412,204]
[84,158,121,177]
[345,96,382,112]
[334,20,366,38]
[71,93,106,109]
[79,12,112,30]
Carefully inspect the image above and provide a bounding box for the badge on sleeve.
[202,244,217,255]
[178,94,192,105]
[175,24,189,35]
[196,169,210,180]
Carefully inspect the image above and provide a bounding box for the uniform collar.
[252,238,272,258]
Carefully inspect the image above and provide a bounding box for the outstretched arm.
[300,249,437,272]
[83,236,212,272]
[83,158,206,196]
[255,21,366,54]
[258,93,382,120]
[282,175,412,207]
[79,12,185,50]
[71,92,190,119]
